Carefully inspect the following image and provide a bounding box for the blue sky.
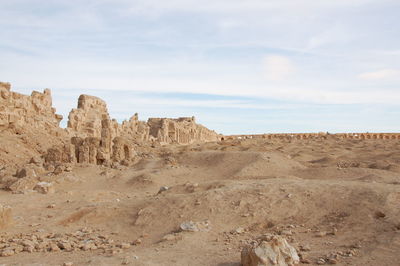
[1,0,400,134]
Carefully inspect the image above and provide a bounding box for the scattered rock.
[300,258,311,264]
[179,220,211,232]
[162,233,183,242]
[16,167,37,178]
[34,182,55,194]
[233,227,245,234]
[29,156,43,166]
[53,165,65,175]
[0,248,14,257]
[241,235,300,266]
[157,186,169,194]
[300,244,311,252]
[132,239,142,245]
[8,176,37,193]
[315,231,327,237]
[374,211,386,219]
[327,258,338,264]
[117,243,131,249]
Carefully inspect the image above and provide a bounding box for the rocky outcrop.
[241,235,300,266]
[147,117,219,144]
[0,82,62,133]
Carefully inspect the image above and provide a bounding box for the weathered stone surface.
[8,176,38,193]
[34,182,55,194]
[241,235,300,266]
[0,204,12,229]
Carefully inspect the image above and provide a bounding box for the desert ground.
[1,135,400,265]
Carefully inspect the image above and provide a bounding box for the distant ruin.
[0,82,220,167]
[2,81,400,168]
[226,132,400,140]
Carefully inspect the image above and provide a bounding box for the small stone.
[53,165,65,175]
[234,227,245,234]
[118,243,131,249]
[327,258,338,264]
[50,243,60,252]
[300,258,311,264]
[375,211,386,219]
[63,262,73,266]
[315,231,327,237]
[121,257,130,265]
[1,248,14,257]
[34,182,55,194]
[23,245,35,253]
[132,239,142,245]
[162,233,183,242]
[280,230,292,236]
[157,186,169,194]
[180,221,199,232]
[58,242,72,251]
[300,244,311,251]
[47,204,56,209]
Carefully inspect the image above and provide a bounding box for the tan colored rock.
[241,235,300,266]
[8,176,38,193]
[34,182,55,194]
[0,204,12,229]
[16,167,37,179]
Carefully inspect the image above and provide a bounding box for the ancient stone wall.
[147,116,219,144]
[225,133,400,140]
[0,82,62,133]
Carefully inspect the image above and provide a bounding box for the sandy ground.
[1,137,400,265]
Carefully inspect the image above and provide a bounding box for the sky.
[1,0,400,134]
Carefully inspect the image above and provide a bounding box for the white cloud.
[263,55,296,81]
[358,69,400,80]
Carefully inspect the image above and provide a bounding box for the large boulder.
[241,235,300,266]
[7,177,38,193]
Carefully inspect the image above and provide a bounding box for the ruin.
[147,117,219,144]
[0,82,63,134]
[225,132,400,141]
[0,82,220,167]
[2,81,399,168]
